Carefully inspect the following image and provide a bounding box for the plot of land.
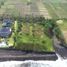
[43,0,67,19]
[0,0,51,19]
[57,20,67,43]
[0,0,67,19]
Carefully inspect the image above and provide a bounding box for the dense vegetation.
[0,0,66,51]
[13,18,54,52]
[9,17,64,52]
[43,0,67,19]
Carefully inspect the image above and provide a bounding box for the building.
[0,27,12,38]
[3,19,12,27]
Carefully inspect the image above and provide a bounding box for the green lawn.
[0,19,55,52]
[43,0,67,19]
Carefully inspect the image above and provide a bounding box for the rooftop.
[0,27,12,38]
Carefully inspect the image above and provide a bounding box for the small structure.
[3,19,12,23]
[3,19,12,27]
[0,27,12,38]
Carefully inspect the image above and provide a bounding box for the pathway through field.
[36,0,52,19]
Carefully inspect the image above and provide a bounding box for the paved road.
[0,48,57,61]
[53,36,67,59]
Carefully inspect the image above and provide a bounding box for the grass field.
[0,0,67,19]
[43,0,67,19]
[57,20,67,43]
[0,0,50,18]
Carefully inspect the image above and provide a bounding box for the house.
[0,27,12,38]
[3,19,12,27]
[3,19,12,23]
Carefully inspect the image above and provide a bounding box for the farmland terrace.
[0,0,67,19]
[0,0,52,19]
[43,0,67,19]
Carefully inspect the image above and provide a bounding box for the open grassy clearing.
[43,0,67,19]
[0,0,26,17]
[0,0,67,19]
[57,20,67,43]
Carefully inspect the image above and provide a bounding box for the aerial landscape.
[0,0,67,61]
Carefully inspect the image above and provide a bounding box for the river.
[0,54,67,67]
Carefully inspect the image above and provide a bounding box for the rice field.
[43,0,67,19]
[0,0,67,19]
[14,22,54,51]
[0,0,51,19]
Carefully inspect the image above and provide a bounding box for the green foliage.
[2,17,63,51]
[14,32,53,51]
[13,19,54,52]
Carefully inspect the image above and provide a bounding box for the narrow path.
[0,49,57,61]
[36,0,52,19]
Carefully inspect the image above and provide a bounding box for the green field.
[43,0,67,19]
[0,0,38,18]
[0,0,67,19]
[57,20,67,44]
[57,20,67,30]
